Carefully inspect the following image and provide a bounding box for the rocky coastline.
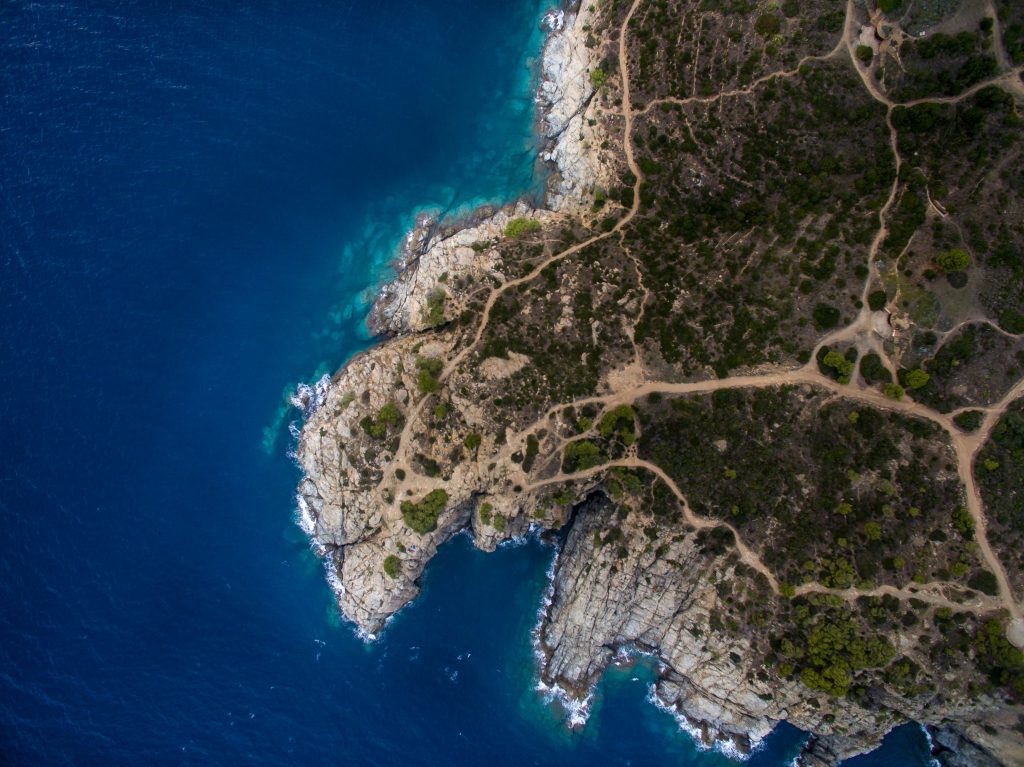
[367,0,612,338]
[295,0,608,634]
[291,2,1019,765]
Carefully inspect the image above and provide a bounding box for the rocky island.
[294,0,1024,764]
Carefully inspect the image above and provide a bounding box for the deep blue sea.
[1,2,934,764]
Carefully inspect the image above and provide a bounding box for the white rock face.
[539,3,612,211]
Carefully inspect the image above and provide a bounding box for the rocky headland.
[294,0,1024,764]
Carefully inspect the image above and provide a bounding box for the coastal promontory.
[296,1,1024,764]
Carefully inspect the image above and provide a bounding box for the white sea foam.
[528,547,596,727]
[645,684,762,762]
[290,373,332,416]
[323,559,345,599]
[918,723,940,767]
[542,9,564,31]
[323,561,381,645]
[535,678,593,727]
[294,492,317,539]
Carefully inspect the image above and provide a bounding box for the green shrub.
[968,570,999,596]
[562,440,606,472]
[999,310,1024,334]
[478,501,493,525]
[823,351,854,383]
[360,415,386,439]
[599,405,637,442]
[383,555,401,579]
[868,290,888,311]
[589,68,608,89]
[378,401,402,426]
[504,217,542,239]
[935,248,970,273]
[415,453,442,478]
[859,353,892,384]
[754,13,781,36]
[522,434,540,472]
[972,619,1024,697]
[493,515,507,533]
[798,616,896,697]
[360,401,403,439]
[952,506,974,539]
[464,432,482,451]
[884,383,905,400]
[905,369,930,389]
[416,356,443,393]
[856,45,873,62]
[401,489,449,534]
[813,303,841,330]
[953,410,983,432]
[422,288,447,326]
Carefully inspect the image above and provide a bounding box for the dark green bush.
[400,489,449,534]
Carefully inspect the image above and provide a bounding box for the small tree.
[823,350,854,383]
[401,489,449,534]
[935,248,970,273]
[377,401,402,426]
[884,383,905,400]
[478,501,493,525]
[905,369,930,389]
[754,13,781,36]
[867,290,888,311]
[416,356,444,394]
[813,303,841,330]
[421,288,447,326]
[504,217,541,239]
[383,555,401,579]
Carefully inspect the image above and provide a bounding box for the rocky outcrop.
[369,3,613,338]
[539,495,879,757]
[537,494,1024,765]
[370,202,549,336]
[928,725,1002,767]
[538,4,615,211]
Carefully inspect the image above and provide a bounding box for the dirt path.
[635,37,847,117]
[505,361,1024,630]
[900,67,1024,107]
[526,456,783,593]
[792,581,1003,612]
[936,316,1024,343]
[527,455,1003,614]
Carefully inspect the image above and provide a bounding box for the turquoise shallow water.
[0,0,934,763]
